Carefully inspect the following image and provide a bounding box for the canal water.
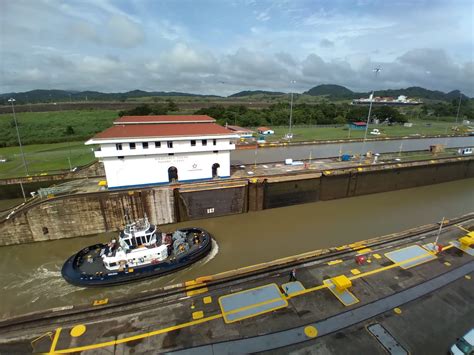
[231,136,474,164]
[0,178,473,318]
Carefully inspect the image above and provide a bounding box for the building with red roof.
[86,115,238,188]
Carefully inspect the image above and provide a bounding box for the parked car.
[450,328,474,354]
[370,129,381,135]
[458,148,473,155]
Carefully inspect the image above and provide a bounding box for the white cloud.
[106,15,144,48]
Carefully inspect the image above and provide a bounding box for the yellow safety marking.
[335,246,347,251]
[465,275,471,280]
[48,327,62,354]
[394,307,402,314]
[323,279,359,306]
[373,254,382,259]
[367,259,372,263]
[187,287,208,297]
[203,296,212,304]
[93,298,108,306]
[444,262,451,267]
[304,326,318,338]
[70,324,86,337]
[327,259,343,265]
[455,225,470,232]
[351,269,361,275]
[185,280,199,287]
[192,311,204,320]
[54,314,223,353]
[357,248,372,254]
[53,243,458,353]
[220,296,288,324]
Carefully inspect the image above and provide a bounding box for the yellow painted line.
[192,311,204,320]
[335,246,347,251]
[187,287,208,297]
[93,298,108,306]
[221,297,288,324]
[222,296,284,317]
[55,314,223,353]
[351,269,361,275]
[357,248,372,254]
[203,296,212,304]
[373,254,381,259]
[327,259,343,265]
[455,225,470,232]
[54,242,457,353]
[48,327,62,354]
[444,262,451,266]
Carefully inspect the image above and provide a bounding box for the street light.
[8,98,29,177]
[287,80,296,139]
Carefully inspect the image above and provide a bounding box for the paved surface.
[0,220,473,354]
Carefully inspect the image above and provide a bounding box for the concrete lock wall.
[0,158,472,246]
[175,182,248,221]
[0,187,175,245]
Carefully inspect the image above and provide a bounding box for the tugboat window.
[129,142,136,150]
[202,139,207,146]
[116,143,122,150]
[167,141,173,148]
[155,141,161,148]
[213,139,217,145]
[142,142,148,149]
[191,140,196,146]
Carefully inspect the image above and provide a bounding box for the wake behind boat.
[61,216,212,287]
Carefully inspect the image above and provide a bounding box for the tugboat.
[61,216,212,287]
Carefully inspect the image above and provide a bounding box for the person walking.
[289,268,297,282]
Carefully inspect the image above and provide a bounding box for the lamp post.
[455,91,462,125]
[8,98,29,176]
[288,80,296,139]
[360,68,381,161]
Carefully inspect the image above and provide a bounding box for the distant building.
[352,95,422,106]
[86,115,239,189]
[257,126,275,135]
[226,125,254,138]
[349,121,367,130]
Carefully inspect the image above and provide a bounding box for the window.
[167,141,173,148]
[129,142,136,149]
[191,140,196,146]
[118,156,124,160]
[168,153,174,156]
[142,142,148,149]
[213,150,218,153]
[202,139,207,146]
[213,139,217,146]
[116,143,122,150]
[155,141,161,148]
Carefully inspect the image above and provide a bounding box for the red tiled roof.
[114,115,215,124]
[92,123,235,140]
[257,126,271,131]
[227,125,254,132]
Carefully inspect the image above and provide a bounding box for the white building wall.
[102,150,231,188]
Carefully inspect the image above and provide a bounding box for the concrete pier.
[0,214,473,354]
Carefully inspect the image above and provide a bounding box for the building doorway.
[168,166,178,182]
[212,163,220,178]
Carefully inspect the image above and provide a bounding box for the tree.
[65,125,75,135]
[166,99,179,111]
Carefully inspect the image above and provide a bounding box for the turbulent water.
[0,178,473,318]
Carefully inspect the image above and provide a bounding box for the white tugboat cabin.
[86,115,239,189]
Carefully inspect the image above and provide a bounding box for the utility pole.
[8,98,29,176]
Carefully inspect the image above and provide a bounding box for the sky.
[1,0,473,96]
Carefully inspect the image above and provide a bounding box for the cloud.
[106,15,144,48]
[319,39,334,48]
[0,0,473,96]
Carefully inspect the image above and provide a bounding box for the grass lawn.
[0,141,96,178]
[261,120,457,142]
[0,109,117,147]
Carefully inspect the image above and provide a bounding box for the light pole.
[455,91,462,125]
[8,98,29,176]
[360,68,381,160]
[288,80,296,139]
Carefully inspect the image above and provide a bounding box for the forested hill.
[0,89,218,104]
[228,90,286,97]
[304,84,470,101]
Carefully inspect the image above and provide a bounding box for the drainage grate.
[367,323,408,355]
